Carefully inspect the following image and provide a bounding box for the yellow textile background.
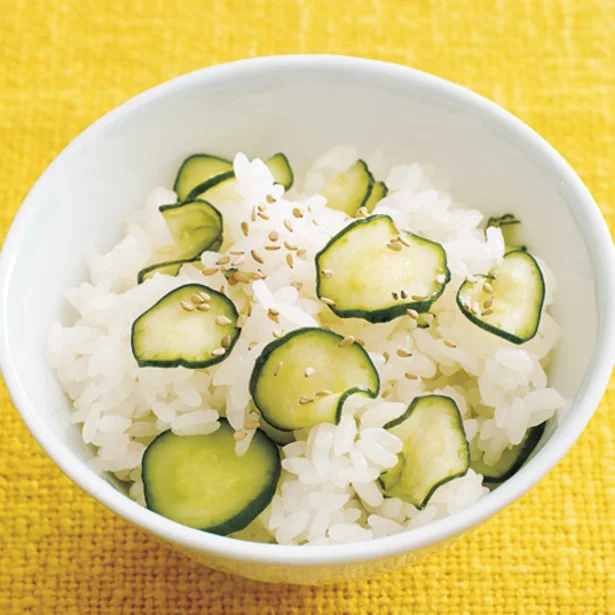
[1,0,613,613]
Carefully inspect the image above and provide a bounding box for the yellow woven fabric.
[1,0,613,612]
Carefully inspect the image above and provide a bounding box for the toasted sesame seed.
[392,292,399,300]
[258,212,270,220]
[443,339,457,348]
[198,291,211,302]
[292,207,304,218]
[250,249,264,264]
[202,267,218,276]
[240,221,249,237]
[237,314,247,328]
[397,235,411,247]
[219,285,226,295]
[265,245,281,251]
[355,207,368,218]
[383,351,390,364]
[290,281,303,291]
[286,253,294,268]
[233,271,250,283]
[483,297,494,309]
[299,396,314,405]
[387,242,403,251]
[397,348,412,358]
[251,207,257,222]
[304,367,315,378]
[284,240,298,251]
[257,203,267,213]
[274,361,283,376]
[221,334,231,348]
[356,338,366,347]
[283,219,294,232]
[229,249,245,255]
[215,315,232,326]
[406,308,419,320]
[248,341,258,351]
[312,218,320,227]
[234,431,247,441]
[320,296,336,306]
[180,301,195,311]
[471,302,480,314]
[400,290,408,299]
[268,307,280,316]
[191,294,204,304]
[315,390,333,397]
[231,255,245,267]
[196,303,211,312]
[211,348,226,357]
[216,255,231,266]
[244,419,260,430]
[483,282,494,293]
[267,310,279,323]
[251,270,267,280]
[246,301,254,316]
[466,275,478,284]
[272,328,284,339]
[404,372,418,380]
[227,276,238,286]
[321,269,333,278]
[268,230,279,242]
[339,335,355,347]
[264,193,275,204]
[482,308,495,316]
[412,294,429,301]
[435,274,447,284]
[296,249,307,257]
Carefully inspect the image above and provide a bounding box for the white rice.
[47,147,566,544]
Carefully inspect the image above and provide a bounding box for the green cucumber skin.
[379,394,470,510]
[185,170,236,201]
[138,258,195,284]
[455,250,545,345]
[354,159,375,213]
[131,284,240,369]
[479,422,546,484]
[248,327,381,431]
[142,420,281,536]
[268,152,294,190]
[315,214,451,323]
[173,154,233,201]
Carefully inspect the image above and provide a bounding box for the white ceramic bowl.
[1,56,614,585]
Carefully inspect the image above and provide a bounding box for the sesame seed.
[229,249,245,255]
[296,249,307,257]
[274,361,283,376]
[267,310,279,323]
[237,314,247,328]
[240,221,249,237]
[304,367,315,378]
[250,249,264,264]
[180,301,195,311]
[397,348,412,358]
[284,240,298,251]
[404,372,418,380]
[392,292,399,300]
[227,276,238,287]
[435,274,446,284]
[355,207,368,218]
[406,308,419,320]
[483,297,494,309]
[248,341,258,351]
[268,230,279,242]
[412,294,429,301]
[283,219,294,232]
[219,285,226,295]
[216,255,231,265]
[191,294,204,304]
[268,307,280,316]
[233,271,250,283]
[196,303,211,312]
[381,386,392,399]
[443,339,457,348]
[211,348,226,357]
[246,301,254,316]
[482,308,495,316]
[231,255,245,267]
[321,269,333,278]
[221,334,231,348]
[272,328,284,339]
[257,203,267,212]
[265,245,281,251]
[483,282,494,293]
[266,194,275,204]
[244,419,260,430]
[356,338,366,347]
[312,218,320,227]
[315,390,332,397]
[397,235,411,247]
[299,396,314,405]
[400,290,408,299]
[202,267,218,276]
[383,351,390,364]
[320,296,336,306]
[234,431,247,441]
[251,270,267,280]
[215,315,232,326]
[489,270,498,280]
[471,302,480,314]
[199,292,211,302]
[292,207,304,218]
[466,275,478,284]
[339,335,355,347]
[387,242,403,251]
[286,253,294,269]
[258,212,270,220]
[290,281,303,291]
[251,207,257,222]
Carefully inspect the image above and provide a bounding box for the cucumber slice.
[174,154,234,202]
[364,180,388,213]
[316,214,450,323]
[258,413,296,445]
[472,422,545,484]
[265,152,294,190]
[142,420,280,535]
[137,200,223,283]
[379,395,469,509]
[320,160,374,216]
[249,327,380,431]
[131,283,240,368]
[486,213,526,252]
[456,250,545,344]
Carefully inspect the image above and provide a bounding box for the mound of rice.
[47,147,566,544]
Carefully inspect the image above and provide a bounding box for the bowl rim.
[1,54,614,567]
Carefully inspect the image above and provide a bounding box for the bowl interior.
[0,58,605,542]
